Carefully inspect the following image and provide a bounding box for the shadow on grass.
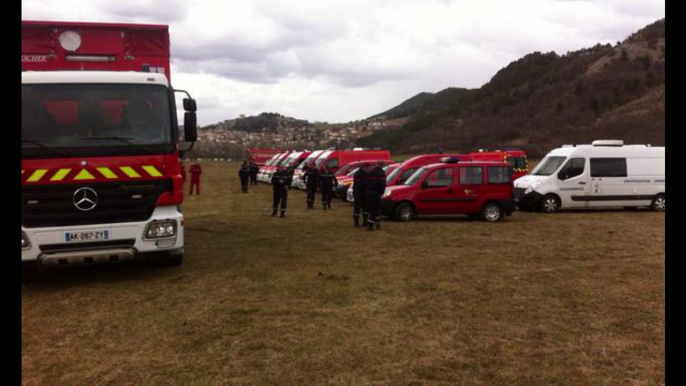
[22,260,172,289]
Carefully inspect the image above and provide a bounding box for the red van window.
[487,166,511,184]
[426,168,453,188]
[459,166,483,185]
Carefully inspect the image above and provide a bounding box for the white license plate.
[64,229,110,242]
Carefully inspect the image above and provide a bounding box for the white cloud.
[22,0,665,125]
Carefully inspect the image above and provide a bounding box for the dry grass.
[22,161,665,386]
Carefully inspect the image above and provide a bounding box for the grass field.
[22,161,665,386]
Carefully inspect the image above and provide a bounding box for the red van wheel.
[480,202,503,222]
[394,202,415,222]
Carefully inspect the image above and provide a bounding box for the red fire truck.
[22,21,198,271]
[246,148,281,166]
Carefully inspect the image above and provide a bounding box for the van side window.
[488,166,511,184]
[559,158,585,179]
[426,168,453,188]
[327,159,339,169]
[459,166,483,185]
[590,158,627,177]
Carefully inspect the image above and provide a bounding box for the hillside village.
[193,115,408,159]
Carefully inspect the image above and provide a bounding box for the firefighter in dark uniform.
[319,166,338,210]
[303,162,320,209]
[365,160,387,231]
[352,163,369,227]
[271,164,292,217]
[238,161,251,193]
[249,161,259,185]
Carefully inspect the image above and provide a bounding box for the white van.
[292,150,325,189]
[514,140,665,212]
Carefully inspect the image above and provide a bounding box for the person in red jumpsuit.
[189,161,202,195]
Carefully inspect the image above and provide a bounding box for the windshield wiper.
[79,136,154,155]
[22,140,68,157]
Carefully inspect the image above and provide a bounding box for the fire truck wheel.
[480,202,503,222]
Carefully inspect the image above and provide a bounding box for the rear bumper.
[21,205,184,265]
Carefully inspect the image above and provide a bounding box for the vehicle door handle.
[578,182,586,185]
[446,189,453,193]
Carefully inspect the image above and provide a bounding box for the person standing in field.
[352,163,369,227]
[249,160,259,185]
[303,162,320,209]
[189,160,202,195]
[319,166,338,210]
[239,161,251,193]
[271,164,292,217]
[365,160,387,231]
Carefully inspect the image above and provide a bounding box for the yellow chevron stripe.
[97,167,118,179]
[142,165,163,177]
[27,169,48,182]
[50,168,71,181]
[74,169,95,180]
[119,166,141,178]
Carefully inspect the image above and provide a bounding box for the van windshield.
[387,165,403,183]
[531,156,567,176]
[404,167,428,186]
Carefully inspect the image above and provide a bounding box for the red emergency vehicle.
[468,149,528,180]
[21,21,198,270]
[313,149,392,173]
[385,154,472,186]
[246,148,281,166]
[380,157,516,222]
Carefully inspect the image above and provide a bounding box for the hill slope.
[359,18,665,157]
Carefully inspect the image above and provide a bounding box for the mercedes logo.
[73,187,98,211]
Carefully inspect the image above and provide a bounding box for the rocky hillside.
[358,18,665,157]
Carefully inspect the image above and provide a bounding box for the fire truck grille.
[22,179,172,228]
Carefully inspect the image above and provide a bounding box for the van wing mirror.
[421,181,429,189]
[557,170,567,180]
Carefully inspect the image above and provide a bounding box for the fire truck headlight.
[22,231,31,250]
[144,220,177,240]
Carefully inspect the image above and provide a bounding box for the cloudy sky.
[23,0,665,126]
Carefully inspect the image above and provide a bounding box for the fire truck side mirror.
[184,112,197,142]
[183,98,197,112]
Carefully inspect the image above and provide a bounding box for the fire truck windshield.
[22,84,174,158]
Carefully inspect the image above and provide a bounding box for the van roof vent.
[592,140,624,147]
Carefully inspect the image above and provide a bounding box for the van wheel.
[540,195,560,213]
[650,194,665,211]
[480,202,503,222]
[394,202,415,222]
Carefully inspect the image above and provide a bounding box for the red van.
[333,159,394,199]
[314,149,392,173]
[386,154,472,187]
[468,150,528,180]
[380,158,516,222]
